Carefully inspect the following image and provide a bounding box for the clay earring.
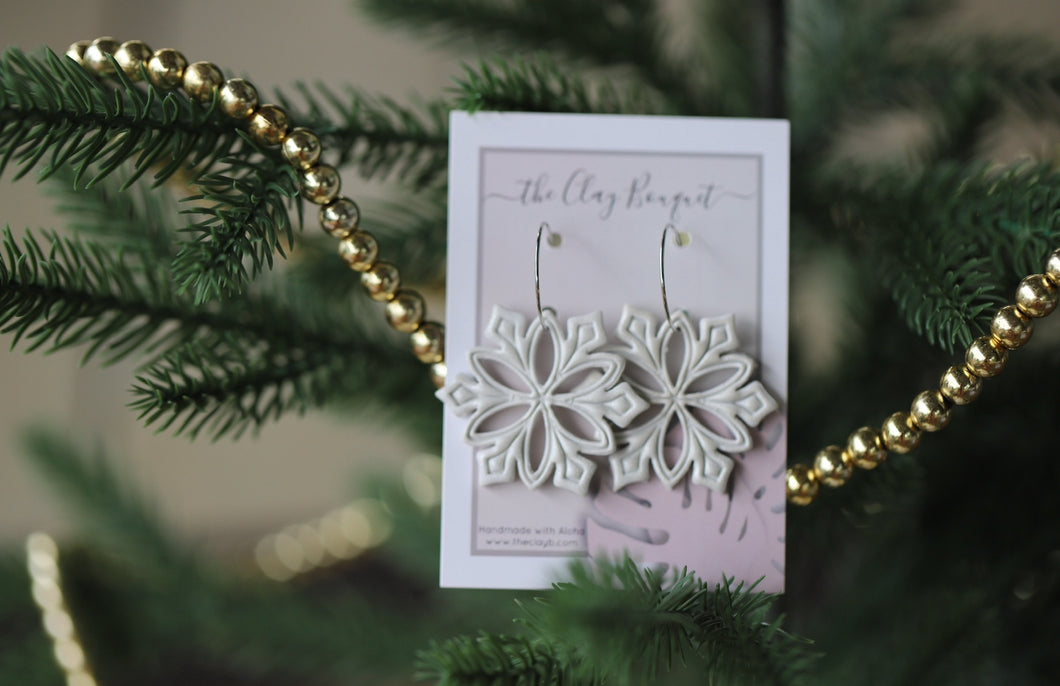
[436,223,647,495]
[608,225,778,492]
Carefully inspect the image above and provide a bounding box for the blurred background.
[1,0,1058,545]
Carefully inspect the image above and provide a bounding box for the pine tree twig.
[423,559,816,686]
[454,56,668,115]
[417,633,591,686]
[0,47,241,189]
[355,0,708,114]
[275,83,449,187]
[173,149,301,304]
[0,228,433,438]
[128,333,427,441]
[828,163,1060,352]
[0,227,186,364]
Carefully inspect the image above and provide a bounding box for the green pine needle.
[421,559,816,686]
[454,56,667,115]
[174,149,301,304]
[0,47,240,189]
[355,0,705,113]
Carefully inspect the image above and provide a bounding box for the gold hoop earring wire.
[535,222,561,321]
[660,224,691,326]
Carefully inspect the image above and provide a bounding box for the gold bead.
[991,305,1033,349]
[964,335,1007,378]
[299,165,341,205]
[812,445,852,487]
[1015,274,1058,318]
[248,104,289,146]
[847,427,886,470]
[362,262,400,302]
[321,198,361,239]
[411,322,445,364]
[147,48,187,90]
[1045,249,1060,286]
[385,290,426,333]
[82,37,120,75]
[785,464,819,506]
[939,364,981,405]
[66,40,91,65]
[182,61,224,102]
[337,231,378,271]
[880,411,920,454]
[910,389,951,432]
[219,78,259,119]
[282,128,322,169]
[430,362,447,389]
[114,40,153,80]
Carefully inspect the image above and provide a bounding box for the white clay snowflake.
[609,306,777,492]
[437,306,648,495]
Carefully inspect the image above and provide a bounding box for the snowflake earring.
[437,223,648,495]
[609,225,778,492]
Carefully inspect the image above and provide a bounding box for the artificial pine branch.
[829,163,1060,351]
[0,48,240,188]
[172,150,300,304]
[355,0,707,113]
[454,56,669,115]
[275,83,449,187]
[0,228,188,363]
[0,228,431,438]
[417,633,587,686]
[424,559,815,686]
[129,332,426,441]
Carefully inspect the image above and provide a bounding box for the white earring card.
[440,112,789,590]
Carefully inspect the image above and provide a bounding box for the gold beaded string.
[786,248,1060,505]
[26,533,99,686]
[64,37,448,389]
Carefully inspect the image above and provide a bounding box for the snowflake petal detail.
[610,306,778,492]
[438,306,648,495]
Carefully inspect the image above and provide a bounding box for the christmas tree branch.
[0,228,432,437]
[454,56,668,115]
[829,163,1060,351]
[275,83,449,187]
[0,47,240,188]
[355,0,708,113]
[424,559,816,686]
[417,634,587,686]
[172,151,300,304]
[129,333,427,441]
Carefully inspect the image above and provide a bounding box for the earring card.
[441,112,789,590]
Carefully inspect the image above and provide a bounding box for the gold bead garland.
[26,533,99,686]
[787,248,1060,505]
[65,36,448,388]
